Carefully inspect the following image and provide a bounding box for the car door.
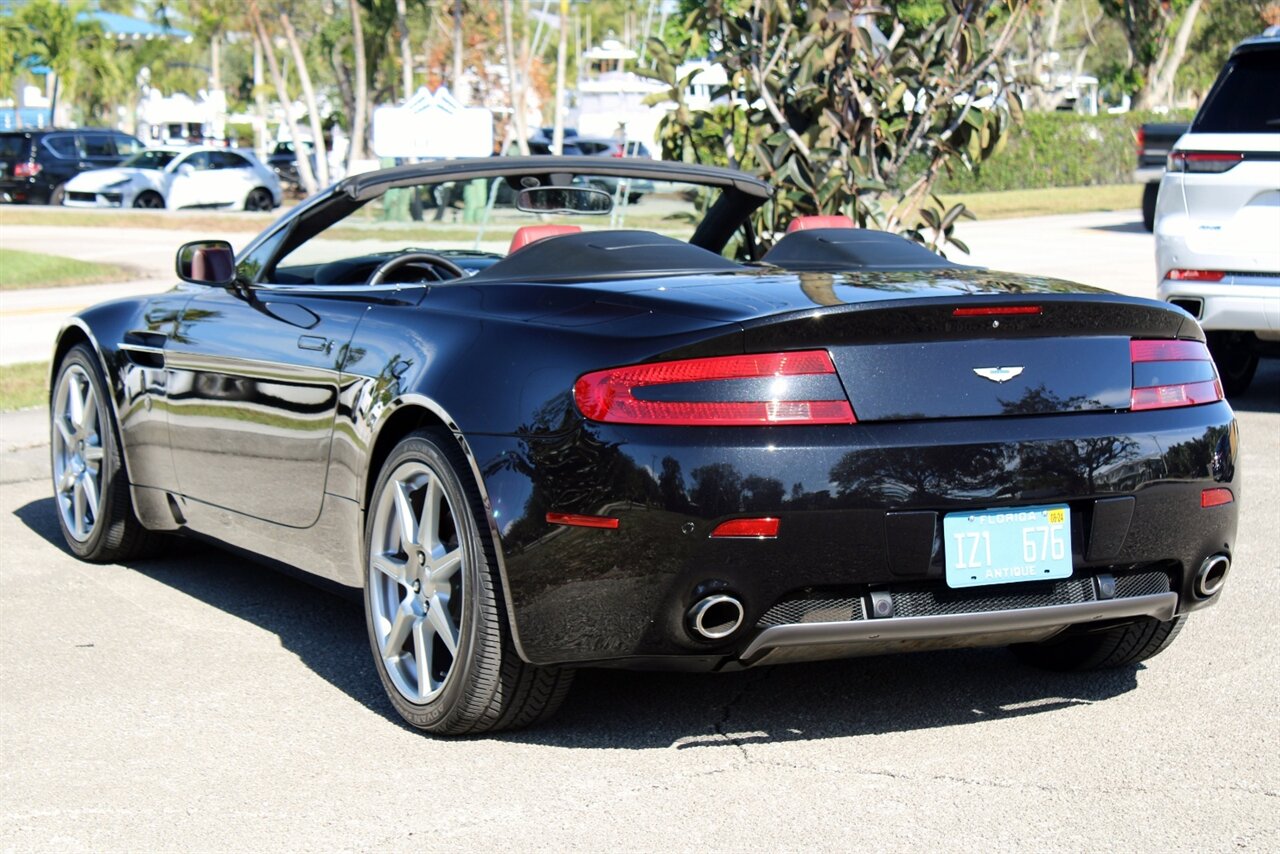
[40,132,80,190]
[165,150,219,208]
[79,132,120,170]
[112,134,145,162]
[210,150,255,206]
[163,278,369,528]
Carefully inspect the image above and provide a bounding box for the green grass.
[0,205,276,234]
[0,249,135,290]
[942,183,1143,221]
[0,361,48,411]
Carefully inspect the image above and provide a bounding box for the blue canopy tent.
[1,8,191,128]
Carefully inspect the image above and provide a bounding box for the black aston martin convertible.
[50,158,1240,734]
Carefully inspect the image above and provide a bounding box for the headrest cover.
[786,215,855,233]
[509,224,582,254]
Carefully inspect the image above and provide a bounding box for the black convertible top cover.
[467,230,744,283]
[762,228,968,272]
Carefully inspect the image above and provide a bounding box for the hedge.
[931,109,1196,194]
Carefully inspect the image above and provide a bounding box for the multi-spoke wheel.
[368,459,464,703]
[52,362,104,542]
[50,344,153,561]
[363,430,573,734]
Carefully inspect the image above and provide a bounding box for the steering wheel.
[367,252,467,286]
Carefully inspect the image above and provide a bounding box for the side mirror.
[177,163,195,177]
[176,240,237,286]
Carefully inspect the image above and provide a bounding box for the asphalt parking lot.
[2,211,1278,851]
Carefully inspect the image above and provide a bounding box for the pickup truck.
[1135,122,1189,230]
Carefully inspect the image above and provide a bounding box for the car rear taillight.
[1167,269,1226,282]
[1167,151,1243,173]
[710,517,780,538]
[574,350,856,426]
[952,305,1042,317]
[1130,339,1223,411]
[1136,126,1145,155]
[13,162,41,178]
[1201,488,1233,508]
[546,512,620,529]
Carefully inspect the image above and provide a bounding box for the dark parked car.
[50,158,1239,735]
[524,134,655,202]
[1135,122,1189,230]
[0,128,145,205]
[266,140,316,195]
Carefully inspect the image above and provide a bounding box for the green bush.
[930,110,1196,193]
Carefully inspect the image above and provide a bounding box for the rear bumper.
[472,402,1240,668]
[740,590,1177,666]
[1133,166,1164,184]
[0,179,51,204]
[1158,275,1280,333]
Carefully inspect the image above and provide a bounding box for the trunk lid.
[735,292,1192,422]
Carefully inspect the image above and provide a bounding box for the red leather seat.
[509,224,582,254]
[190,246,235,282]
[785,215,855,233]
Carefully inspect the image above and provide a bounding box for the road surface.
[1,208,1278,850]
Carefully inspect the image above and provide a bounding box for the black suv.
[0,128,145,205]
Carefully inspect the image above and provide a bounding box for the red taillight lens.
[1167,151,1243,173]
[573,350,856,426]
[13,162,41,178]
[546,512,620,529]
[1129,339,1209,362]
[1136,126,1145,155]
[1129,339,1224,411]
[1167,269,1226,282]
[952,305,1042,317]
[1201,488,1233,508]
[710,517,780,538]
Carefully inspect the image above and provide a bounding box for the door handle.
[297,335,331,353]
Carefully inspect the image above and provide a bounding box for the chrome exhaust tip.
[1195,555,1231,599]
[688,594,745,640]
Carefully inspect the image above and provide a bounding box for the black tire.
[1206,331,1259,396]
[363,429,573,734]
[132,191,164,209]
[244,187,274,212]
[1141,182,1158,232]
[50,344,155,562]
[48,183,67,206]
[1012,615,1187,671]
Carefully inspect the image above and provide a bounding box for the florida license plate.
[943,504,1072,589]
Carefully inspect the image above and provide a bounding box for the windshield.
[278,177,717,267]
[120,149,179,170]
[262,171,752,285]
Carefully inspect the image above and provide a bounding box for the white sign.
[372,87,494,159]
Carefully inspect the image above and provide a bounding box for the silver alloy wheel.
[368,460,465,704]
[52,364,104,542]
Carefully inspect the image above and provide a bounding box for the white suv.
[1154,29,1280,395]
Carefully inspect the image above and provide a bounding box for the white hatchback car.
[63,146,282,213]
[1154,30,1280,395]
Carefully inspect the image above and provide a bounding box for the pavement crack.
[712,667,776,760]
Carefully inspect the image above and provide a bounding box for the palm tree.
[0,16,31,127]
[17,0,121,125]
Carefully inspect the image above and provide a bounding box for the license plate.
[943,504,1072,589]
